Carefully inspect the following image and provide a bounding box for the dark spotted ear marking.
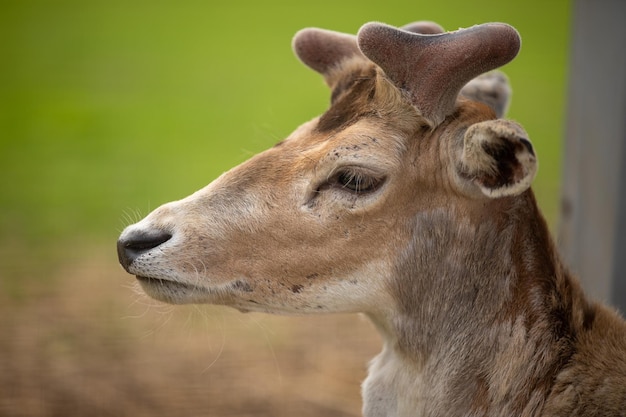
[357,22,521,126]
[519,137,535,156]
[460,119,537,198]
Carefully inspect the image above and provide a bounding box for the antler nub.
[357,22,521,126]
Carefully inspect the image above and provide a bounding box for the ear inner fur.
[461,119,538,198]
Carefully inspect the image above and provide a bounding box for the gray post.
[559,0,626,312]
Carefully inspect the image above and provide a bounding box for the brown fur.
[118,22,626,417]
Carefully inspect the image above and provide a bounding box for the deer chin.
[134,274,241,305]
[135,276,204,304]
[135,274,271,310]
[134,274,278,313]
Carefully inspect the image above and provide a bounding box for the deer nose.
[117,230,172,270]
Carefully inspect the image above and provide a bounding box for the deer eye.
[332,169,384,194]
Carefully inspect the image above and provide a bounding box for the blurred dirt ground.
[0,243,381,417]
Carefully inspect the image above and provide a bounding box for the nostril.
[125,231,172,251]
[117,231,172,270]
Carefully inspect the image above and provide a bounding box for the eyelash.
[331,169,384,194]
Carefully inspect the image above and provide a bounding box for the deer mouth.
[137,276,177,285]
[136,276,199,290]
[135,276,209,302]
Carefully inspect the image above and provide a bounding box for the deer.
[117,20,626,417]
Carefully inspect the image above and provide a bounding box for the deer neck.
[362,191,580,417]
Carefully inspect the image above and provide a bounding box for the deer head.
[113,21,626,417]
[117,21,536,318]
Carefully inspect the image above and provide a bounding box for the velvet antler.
[292,29,362,83]
[357,23,521,126]
[293,21,446,82]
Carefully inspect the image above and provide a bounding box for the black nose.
[117,231,172,270]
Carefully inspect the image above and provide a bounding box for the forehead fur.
[317,55,422,134]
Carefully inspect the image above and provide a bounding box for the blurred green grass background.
[1,0,569,247]
[0,0,570,415]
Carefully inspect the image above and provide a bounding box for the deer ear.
[460,71,512,118]
[460,120,537,198]
[292,28,363,85]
